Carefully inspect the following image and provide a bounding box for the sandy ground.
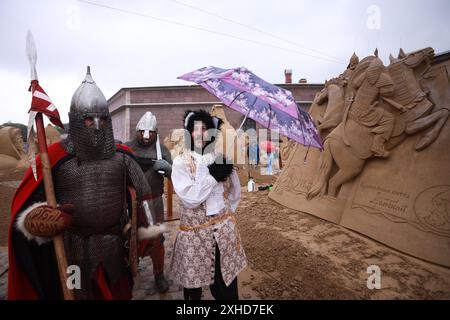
[1,168,450,299]
[236,190,450,299]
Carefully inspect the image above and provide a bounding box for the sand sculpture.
[44,124,61,145]
[210,104,248,163]
[269,47,450,266]
[27,124,62,157]
[163,105,247,161]
[279,136,296,165]
[0,124,61,171]
[163,128,185,159]
[0,126,29,170]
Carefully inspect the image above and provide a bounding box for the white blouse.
[172,150,241,216]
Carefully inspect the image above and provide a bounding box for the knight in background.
[125,111,172,293]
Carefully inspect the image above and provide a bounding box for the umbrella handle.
[268,104,272,129]
[237,109,250,133]
[229,91,245,107]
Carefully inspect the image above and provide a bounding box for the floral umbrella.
[178,66,322,150]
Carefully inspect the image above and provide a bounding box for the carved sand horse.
[315,77,346,137]
[390,48,450,150]
[307,47,444,199]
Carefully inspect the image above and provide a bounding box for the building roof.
[432,50,450,65]
[107,82,324,104]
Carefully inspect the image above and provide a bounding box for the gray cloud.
[0,0,448,124]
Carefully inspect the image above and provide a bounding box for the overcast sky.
[0,0,449,124]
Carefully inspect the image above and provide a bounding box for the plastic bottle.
[247,177,256,192]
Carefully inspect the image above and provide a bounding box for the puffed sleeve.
[225,169,241,213]
[171,155,218,209]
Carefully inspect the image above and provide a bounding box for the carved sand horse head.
[389,53,399,64]
[317,77,346,103]
[314,85,329,106]
[315,76,347,135]
[394,47,435,67]
[326,76,347,89]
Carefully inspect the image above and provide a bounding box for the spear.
[25,30,74,300]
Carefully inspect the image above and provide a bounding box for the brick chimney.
[284,69,292,84]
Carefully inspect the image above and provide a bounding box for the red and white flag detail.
[29,81,64,128]
[27,80,64,180]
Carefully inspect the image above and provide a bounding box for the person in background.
[125,111,172,293]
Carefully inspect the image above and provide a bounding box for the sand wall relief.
[269,48,450,267]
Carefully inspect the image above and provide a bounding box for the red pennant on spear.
[25,30,74,300]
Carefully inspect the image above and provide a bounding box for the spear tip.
[26,30,37,61]
[26,30,38,81]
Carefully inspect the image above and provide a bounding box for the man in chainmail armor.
[8,67,165,300]
[125,111,172,293]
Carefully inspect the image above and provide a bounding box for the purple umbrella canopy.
[178,66,323,150]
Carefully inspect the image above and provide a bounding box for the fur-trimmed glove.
[153,159,172,176]
[23,204,74,237]
[207,155,234,182]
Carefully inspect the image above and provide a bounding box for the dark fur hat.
[183,109,223,152]
[183,109,223,132]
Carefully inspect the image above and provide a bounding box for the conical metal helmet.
[70,66,108,115]
[66,66,116,161]
[136,112,157,139]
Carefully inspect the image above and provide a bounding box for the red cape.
[7,141,133,300]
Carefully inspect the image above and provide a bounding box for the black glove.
[153,159,172,176]
[207,155,234,182]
